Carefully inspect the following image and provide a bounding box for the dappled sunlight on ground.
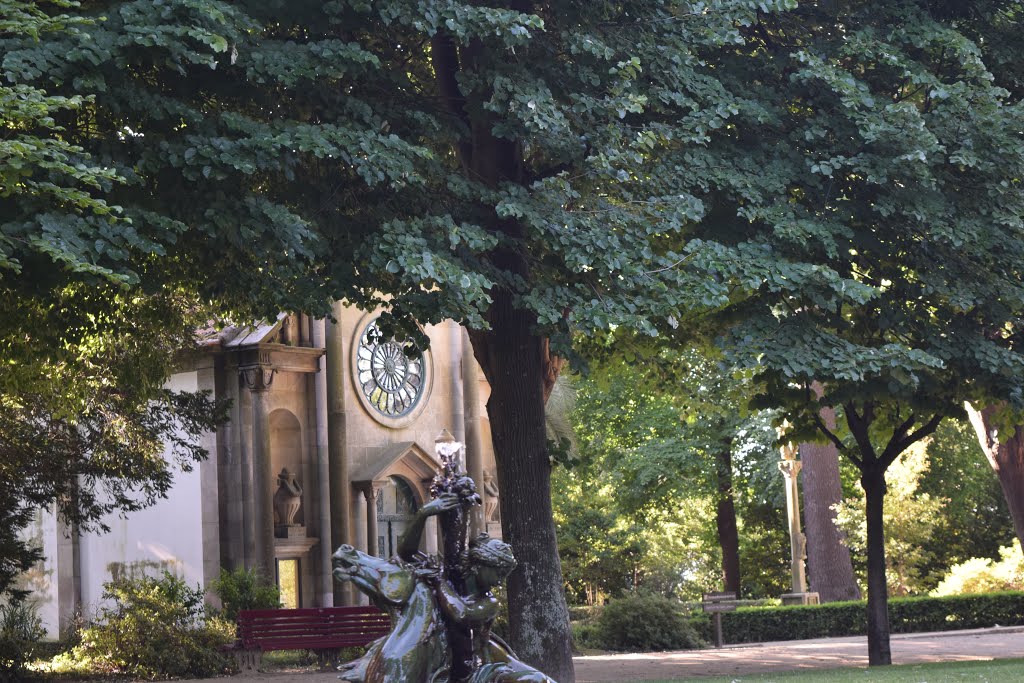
[154,626,1022,683]
[572,628,1018,682]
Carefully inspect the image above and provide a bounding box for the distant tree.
[835,440,946,596]
[694,1,1024,665]
[561,353,788,600]
[918,418,1015,578]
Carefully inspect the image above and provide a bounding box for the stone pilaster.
[354,490,368,606]
[311,318,335,606]
[236,379,256,570]
[242,363,276,579]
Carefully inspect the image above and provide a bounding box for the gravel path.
[168,626,1024,683]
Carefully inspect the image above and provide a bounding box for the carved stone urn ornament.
[273,468,303,528]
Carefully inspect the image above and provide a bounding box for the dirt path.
[574,626,1024,681]
[172,626,1024,683]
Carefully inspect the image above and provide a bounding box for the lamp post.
[435,428,463,467]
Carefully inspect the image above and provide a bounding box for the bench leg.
[232,648,262,673]
[316,648,344,671]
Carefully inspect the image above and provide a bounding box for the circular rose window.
[353,317,430,423]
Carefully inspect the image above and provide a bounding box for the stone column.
[325,303,352,604]
[366,486,380,557]
[354,490,369,605]
[243,364,276,580]
[451,322,466,445]
[424,516,439,556]
[355,491,368,552]
[779,443,817,605]
[237,376,256,570]
[462,329,486,535]
[311,319,334,606]
[56,510,81,639]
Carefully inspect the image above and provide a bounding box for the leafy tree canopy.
[695,1,1024,449]
[1,1,227,599]
[680,1,1024,665]
[3,1,815,674]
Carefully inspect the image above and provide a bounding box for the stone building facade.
[25,305,500,636]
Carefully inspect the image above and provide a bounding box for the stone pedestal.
[780,592,821,606]
[276,525,307,540]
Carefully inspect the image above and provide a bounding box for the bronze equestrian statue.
[332,453,557,683]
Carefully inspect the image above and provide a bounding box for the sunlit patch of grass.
[646,658,1024,683]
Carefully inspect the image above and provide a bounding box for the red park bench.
[230,606,391,671]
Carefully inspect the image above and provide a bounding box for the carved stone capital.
[778,458,803,479]
[240,365,276,392]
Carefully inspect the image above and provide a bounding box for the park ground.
[163,625,1024,683]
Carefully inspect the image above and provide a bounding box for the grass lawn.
[647,658,1024,683]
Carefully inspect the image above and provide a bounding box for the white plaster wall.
[19,507,60,637]
[78,370,208,615]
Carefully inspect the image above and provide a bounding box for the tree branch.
[813,409,861,467]
[882,413,944,468]
[429,33,473,166]
[845,401,878,466]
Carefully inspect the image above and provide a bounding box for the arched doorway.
[376,476,418,558]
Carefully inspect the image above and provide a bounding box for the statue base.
[276,524,306,539]
[780,592,820,605]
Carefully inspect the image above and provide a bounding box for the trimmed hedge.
[721,592,1024,644]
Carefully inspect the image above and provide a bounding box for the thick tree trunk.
[802,404,861,602]
[470,290,575,683]
[432,17,574,680]
[714,442,741,595]
[861,466,892,666]
[966,403,1024,552]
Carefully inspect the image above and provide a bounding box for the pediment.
[352,442,441,489]
[221,314,287,347]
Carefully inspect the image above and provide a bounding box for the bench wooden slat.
[236,606,390,652]
[241,618,388,626]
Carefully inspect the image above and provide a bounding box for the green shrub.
[571,620,600,651]
[70,571,235,679]
[0,597,45,682]
[568,605,601,622]
[721,591,1024,644]
[686,610,713,643]
[594,593,704,652]
[210,566,280,622]
[933,544,1024,596]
